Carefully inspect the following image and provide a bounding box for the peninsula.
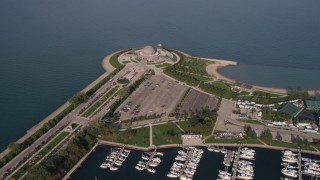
[1,45,320,180]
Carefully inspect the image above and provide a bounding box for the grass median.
[11,131,70,179]
[82,86,119,118]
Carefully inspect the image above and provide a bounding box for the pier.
[179,148,195,177]
[223,150,234,167]
[144,149,157,170]
[109,147,125,169]
[298,151,302,180]
[232,147,241,180]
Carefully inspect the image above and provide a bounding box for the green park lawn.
[116,127,150,147]
[153,123,182,145]
[177,120,214,136]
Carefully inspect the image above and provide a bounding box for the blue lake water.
[0,0,320,151]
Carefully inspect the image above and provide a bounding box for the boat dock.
[231,147,241,180]
[179,148,195,177]
[144,149,157,170]
[109,147,124,168]
[298,151,302,180]
[223,150,234,167]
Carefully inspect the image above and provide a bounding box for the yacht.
[239,154,255,160]
[207,146,214,152]
[239,160,253,165]
[214,147,221,153]
[135,165,144,171]
[221,148,227,154]
[241,147,255,154]
[281,169,298,178]
[147,168,156,173]
[109,166,119,171]
[114,160,123,166]
[218,173,231,180]
[156,152,164,156]
[219,170,231,176]
[282,157,298,163]
[167,172,179,178]
[236,173,253,180]
[303,168,320,176]
[149,162,160,167]
[142,155,149,161]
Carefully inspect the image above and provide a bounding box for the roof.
[280,103,303,117]
[305,100,320,109]
[141,46,156,55]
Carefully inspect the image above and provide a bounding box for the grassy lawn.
[153,123,182,145]
[12,131,70,179]
[262,139,314,151]
[252,90,282,97]
[239,119,265,125]
[177,120,214,137]
[205,137,262,144]
[82,86,119,117]
[110,53,124,69]
[116,127,150,147]
[122,60,130,64]
[155,63,172,68]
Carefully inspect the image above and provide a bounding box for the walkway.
[149,124,153,147]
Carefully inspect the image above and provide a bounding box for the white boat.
[281,169,297,178]
[167,172,178,178]
[218,173,231,180]
[238,170,253,176]
[100,162,109,169]
[147,168,156,173]
[109,166,119,171]
[282,157,298,163]
[149,162,160,167]
[239,160,253,165]
[214,148,221,153]
[114,160,122,166]
[180,175,192,180]
[219,170,231,176]
[135,165,144,171]
[152,157,161,163]
[221,148,227,154]
[142,155,149,161]
[241,147,255,154]
[236,173,253,180]
[156,152,164,156]
[207,146,214,152]
[303,168,320,176]
[239,154,255,160]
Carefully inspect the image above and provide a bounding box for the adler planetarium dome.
[118,45,176,65]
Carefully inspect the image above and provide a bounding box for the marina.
[70,145,320,180]
[135,149,163,173]
[99,147,131,171]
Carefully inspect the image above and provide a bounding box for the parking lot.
[178,89,218,113]
[117,75,188,121]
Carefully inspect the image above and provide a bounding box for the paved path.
[150,124,153,146]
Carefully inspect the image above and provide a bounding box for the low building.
[280,102,303,118]
[305,100,320,110]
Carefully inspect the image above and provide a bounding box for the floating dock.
[144,150,157,170]
[231,147,241,180]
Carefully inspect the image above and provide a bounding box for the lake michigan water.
[0,0,320,168]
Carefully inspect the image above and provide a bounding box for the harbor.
[62,140,320,180]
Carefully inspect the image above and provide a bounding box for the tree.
[26,164,51,180]
[260,129,272,140]
[276,132,282,141]
[68,92,88,105]
[244,125,257,139]
[7,142,22,154]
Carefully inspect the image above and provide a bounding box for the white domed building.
[118,45,177,65]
